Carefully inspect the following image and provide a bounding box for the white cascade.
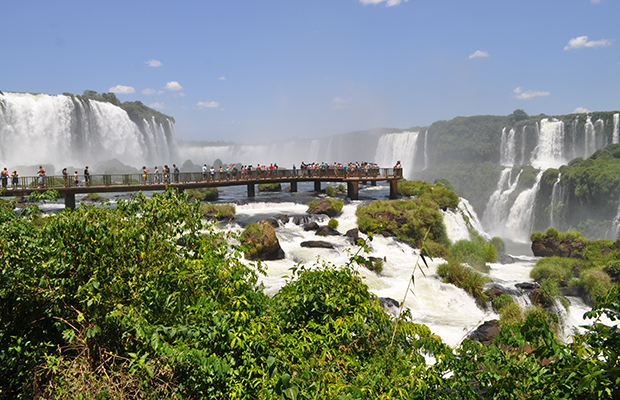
[519,126,528,166]
[442,198,490,243]
[614,113,620,144]
[531,118,565,169]
[423,130,429,170]
[374,131,419,179]
[482,168,522,236]
[549,173,562,228]
[0,92,177,169]
[584,117,596,158]
[500,128,517,167]
[505,171,544,242]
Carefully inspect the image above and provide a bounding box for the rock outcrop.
[241,220,285,261]
[531,236,587,258]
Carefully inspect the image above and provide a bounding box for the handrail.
[0,168,403,191]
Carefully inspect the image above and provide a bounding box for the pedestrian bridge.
[1,168,403,210]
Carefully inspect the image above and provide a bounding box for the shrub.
[186,188,218,202]
[499,302,523,327]
[84,192,101,201]
[337,184,346,192]
[397,180,459,209]
[580,269,613,300]
[437,262,489,305]
[325,186,336,197]
[490,236,506,254]
[492,293,515,312]
[199,203,236,220]
[448,240,490,272]
[328,218,339,230]
[530,257,578,283]
[530,231,543,242]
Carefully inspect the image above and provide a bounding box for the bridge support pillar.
[347,181,359,200]
[371,180,376,187]
[314,181,321,192]
[247,183,255,198]
[389,180,398,199]
[289,181,297,193]
[64,193,76,210]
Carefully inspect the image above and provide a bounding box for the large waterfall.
[0,92,178,169]
[374,131,419,179]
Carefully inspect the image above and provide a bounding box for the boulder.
[307,200,340,218]
[531,236,586,258]
[241,220,285,261]
[469,320,501,345]
[303,222,319,231]
[300,240,335,249]
[277,214,290,224]
[315,226,340,236]
[345,228,360,245]
[515,282,538,291]
[496,252,515,264]
[261,218,280,229]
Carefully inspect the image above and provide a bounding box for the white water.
[423,130,429,170]
[500,128,517,167]
[614,113,620,144]
[482,168,522,236]
[549,173,562,228]
[505,172,544,243]
[531,119,565,169]
[374,131,419,179]
[0,92,177,169]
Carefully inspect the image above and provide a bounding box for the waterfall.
[505,171,544,242]
[531,118,565,169]
[500,128,517,167]
[481,168,522,235]
[423,130,429,170]
[549,173,562,228]
[584,117,596,158]
[519,126,528,166]
[0,92,177,169]
[374,131,419,179]
[614,114,620,144]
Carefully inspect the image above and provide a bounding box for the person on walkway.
[37,166,46,188]
[154,166,160,184]
[84,166,90,186]
[62,168,68,187]
[210,166,215,181]
[202,164,208,181]
[163,165,170,184]
[173,164,180,183]
[74,171,79,187]
[142,166,149,184]
[1,168,8,189]
[10,170,18,190]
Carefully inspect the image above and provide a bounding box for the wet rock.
[531,236,586,258]
[307,200,340,218]
[315,226,340,236]
[241,220,285,261]
[303,222,319,231]
[496,252,515,264]
[260,218,280,229]
[345,228,360,244]
[515,282,538,291]
[470,320,500,345]
[300,240,334,249]
[277,214,290,224]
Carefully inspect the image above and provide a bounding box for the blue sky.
[2,0,619,142]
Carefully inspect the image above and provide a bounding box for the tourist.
[37,166,46,188]
[154,166,160,184]
[10,170,18,190]
[84,166,90,186]
[210,166,215,181]
[164,165,170,184]
[142,166,149,184]
[74,171,79,186]
[202,164,207,181]
[62,168,68,187]
[1,168,8,189]
[173,164,179,183]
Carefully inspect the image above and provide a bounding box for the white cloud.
[197,101,220,109]
[149,102,165,110]
[513,87,550,100]
[564,36,612,50]
[469,50,489,59]
[573,107,590,114]
[219,76,226,80]
[142,88,156,95]
[163,81,183,91]
[146,59,162,67]
[108,85,135,94]
[591,0,601,4]
[359,0,408,6]
[332,97,352,109]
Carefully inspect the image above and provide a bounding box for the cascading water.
[374,131,419,179]
[531,118,565,169]
[584,117,596,158]
[549,173,562,228]
[423,130,429,170]
[614,113,620,144]
[500,128,517,167]
[0,92,177,169]
[505,171,544,242]
[482,169,522,236]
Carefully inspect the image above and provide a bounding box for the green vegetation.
[199,203,236,220]
[436,262,489,306]
[185,187,218,202]
[258,183,281,192]
[1,189,620,398]
[448,239,495,273]
[327,218,339,230]
[83,192,101,201]
[325,186,336,197]
[397,179,459,209]
[307,198,343,216]
[78,90,175,125]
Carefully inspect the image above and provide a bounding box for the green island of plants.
[1,189,619,399]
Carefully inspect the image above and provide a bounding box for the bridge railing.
[2,168,402,191]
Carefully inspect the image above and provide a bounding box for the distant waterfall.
[549,173,563,228]
[531,118,565,169]
[374,131,419,179]
[482,168,522,235]
[505,172,544,242]
[0,92,177,169]
[423,130,429,170]
[500,128,517,167]
[614,114,620,144]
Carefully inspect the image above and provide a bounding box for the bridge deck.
[0,168,402,209]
